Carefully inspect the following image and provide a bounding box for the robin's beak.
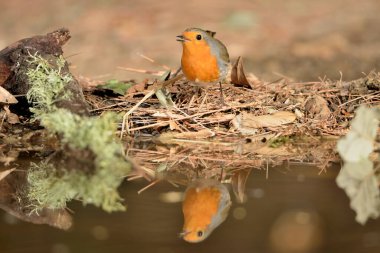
[179,230,190,238]
[176,35,189,42]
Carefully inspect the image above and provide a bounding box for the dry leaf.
[232,111,296,134]
[0,168,15,181]
[0,86,18,104]
[230,56,253,89]
[158,129,215,142]
[305,95,331,120]
[126,82,149,94]
[4,105,20,124]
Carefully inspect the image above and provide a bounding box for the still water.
[1,162,379,253]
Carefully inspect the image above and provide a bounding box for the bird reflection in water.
[180,179,231,243]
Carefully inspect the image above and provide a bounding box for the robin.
[176,28,231,104]
[180,179,231,243]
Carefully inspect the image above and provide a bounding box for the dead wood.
[0,28,88,116]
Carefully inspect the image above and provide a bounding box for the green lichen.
[26,53,72,114]
[27,159,128,213]
[25,53,130,213]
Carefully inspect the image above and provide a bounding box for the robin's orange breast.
[181,43,220,82]
[182,187,221,231]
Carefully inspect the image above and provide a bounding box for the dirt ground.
[1,0,380,82]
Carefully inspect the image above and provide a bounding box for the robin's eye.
[196,34,202,40]
[197,230,203,237]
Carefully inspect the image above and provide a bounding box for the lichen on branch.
[25,52,130,213]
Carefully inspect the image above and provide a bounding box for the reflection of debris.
[0,150,19,166]
[0,171,72,230]
[127,136,339,185]
[231,168,251,203]
[26,109,131,213]
[337,106,380,224]
[0,168,15,181]
[27,158,130,213]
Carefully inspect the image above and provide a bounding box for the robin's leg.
[218,82,226,106]
[172,66,182,77]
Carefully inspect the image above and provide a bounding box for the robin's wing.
[213,39,230,64]
[205,30,216,37]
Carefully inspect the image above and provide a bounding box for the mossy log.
[0,28,88,115]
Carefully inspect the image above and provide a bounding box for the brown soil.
[1,0,380,81]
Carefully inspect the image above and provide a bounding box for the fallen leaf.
[126,82,149,94]
[232,111,296,134]
[158,129,215,142]
[230,56,253,89]
[0,168,15,181]
[304,95,330,120]
[0,86,18,104]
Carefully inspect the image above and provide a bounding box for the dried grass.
[84,70,380,139]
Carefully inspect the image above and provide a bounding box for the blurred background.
[1,0,380,82]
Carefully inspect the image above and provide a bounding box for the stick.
[120,74,184,137]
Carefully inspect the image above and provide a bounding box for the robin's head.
[180,180,232,243]
[180,227,209,243]
[176,28,216,48]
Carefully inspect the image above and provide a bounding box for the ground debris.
[85,70,380,139]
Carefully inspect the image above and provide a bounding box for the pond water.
[1,161,379,253]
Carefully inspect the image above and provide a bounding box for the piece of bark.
[0,28,89,116]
